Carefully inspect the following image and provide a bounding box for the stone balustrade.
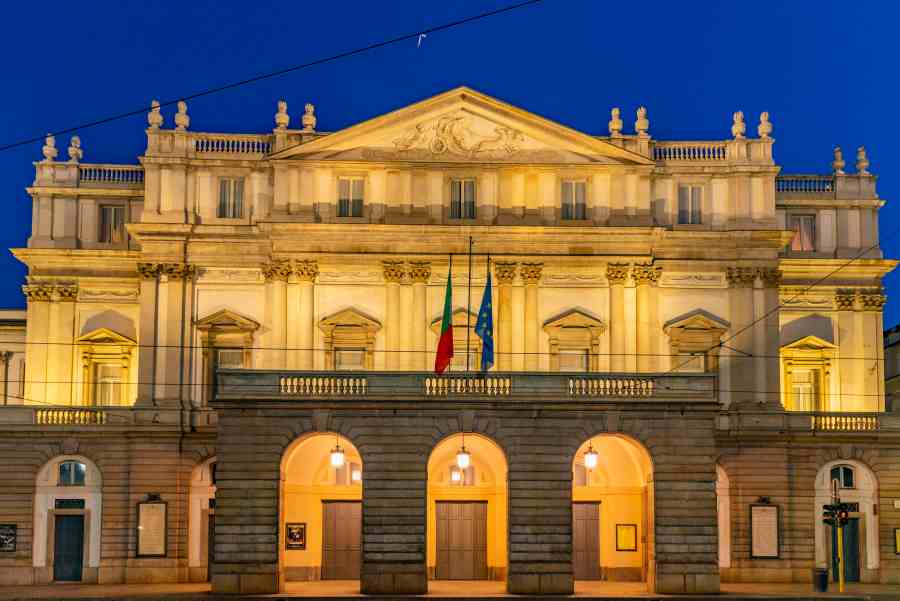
[216,369,716,402]
[653,141,727,162]
[192,133,272,156]
[0,406,218,429]
[776,173,878,200]
[78,163,145,186]
[718,410,894,434]
[35,408,107,425]
[811,412,879,432]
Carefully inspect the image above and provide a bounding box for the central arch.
[426,433,508,590]
[571,434,654,593]
[279,433,363,593]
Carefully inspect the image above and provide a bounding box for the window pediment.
[319,308,382,335]
[430,308,478,335]
[664,309,729,372]
[781,335,838,354]
[543,308,606,335]
[195,309,260,333]
[663,309,729,336]
[76,327,136,347]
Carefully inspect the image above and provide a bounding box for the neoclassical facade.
[0,87,898,593]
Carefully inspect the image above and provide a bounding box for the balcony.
[717,410,898,435]
[213,370,717,403]
[0,405,217,429]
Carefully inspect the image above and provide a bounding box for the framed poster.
[0,524,16,552]
[286,523,306,550]
[750,503,779,559]
[136,500,167,557]
[616,524,637,552]
[894,528,900,555]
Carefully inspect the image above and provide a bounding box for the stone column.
[22,284,52,404]
[494,263,517,371]
[382,261,406,370]
[154,263,194,405]
[262,261,290,369]
[46,284,77,404]
[860,290,887,411]
[606,263,629,372]
[633,264,661,372]
[136,264,159,405]
[409,262,431,371]
[756,268,782,409]
[293,260,318,370]
[520,263,543,371]
[725,268,757,406]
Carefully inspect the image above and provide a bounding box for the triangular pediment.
[430,308,478,334]
[781,334,837,352]
[543,308,605,332]
[75,327,135,346]
[664,309,730,334]
[319,308,381,333]
[271,87,653,166]
[195,309,260,332]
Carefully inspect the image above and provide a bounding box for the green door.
[831,518,860,583]
[53,515,84,582]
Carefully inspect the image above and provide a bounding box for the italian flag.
[434,259,454,374]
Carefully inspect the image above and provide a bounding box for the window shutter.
[678,186,689,224]
[233,179,244,218]
[218,179,229,218]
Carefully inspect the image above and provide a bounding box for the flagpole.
[466,236,473,372]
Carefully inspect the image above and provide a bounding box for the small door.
[573,502,601,580]
[322,501,361,580]
[206,512,215,582]
[435,501,488,580]
[53,515,84,582]
[831,518,860,582]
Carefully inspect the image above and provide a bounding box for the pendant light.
[456,432,471,470]
[583,441,599,471]
[330,433,345,468]
[450,467,462,483]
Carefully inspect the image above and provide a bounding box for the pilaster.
[520,263,543,371]
[22,283,52,404]
[262,261,291,369]
[136,264,159,406]
[725,267,757,406]
[293,260,318,370]
[606,263,629,373]
[409,262,431,371]
[382,261,406,370]
[494,262,517,371]
[46,284,77,405]
[633,263,661,372]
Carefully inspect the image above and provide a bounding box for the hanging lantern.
[451,467,462,483]
[351,468,362,483]
[330,435,345,468]
[583,442,599,471]
[456,445,471,470]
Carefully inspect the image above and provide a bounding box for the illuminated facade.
[0,87,898,593]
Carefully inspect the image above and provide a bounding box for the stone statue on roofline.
[42,133,58,162]
[147,99,163,129]
[608,107,623,137]
[275,100,290,130]
[302,103,316,132]
[757,112,772,139]
[634,106,649,137]
[832,146,845,175]
[856,146,870,175]
[175,100,190,131]
[67,136,83,163]
[731,111,746,139]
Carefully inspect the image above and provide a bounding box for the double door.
[435,501,488,580]
[53,515,84,582]
[322,501,361,580]
[573,502,601,580]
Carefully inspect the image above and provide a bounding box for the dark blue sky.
[2,0,898,324]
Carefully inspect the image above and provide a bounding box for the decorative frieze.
[382,260,407,283]
[159,263,196,281]
[605,263,630,284]
[519,263,544,285]
[408,261,432,284]
[494,262,518,285]
[632,264,662,286]
[658,273,726,289]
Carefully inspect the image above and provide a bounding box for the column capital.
[22,284,52,302]
[632,263,661,286]
[834,289,857,311]
[137,262,160,280]
[860,289,887,311]
[159,263,196,281]
[494,261,518,285]
[726,267,756,288]
[382,260,407,284]
[757,267,782,287]
[55,284,79,301]
[520,262,543,285]
[605,262,630,285]
[408,261,431,284]
[262,259,292,282]
[291,259,319,282]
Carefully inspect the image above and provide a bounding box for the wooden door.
[322,501,361,580]
[573,502,601,580]
[435,501,488,580]
[831,518,861,582]
[53,515,84,582]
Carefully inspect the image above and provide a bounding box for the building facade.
[0,87,898,594]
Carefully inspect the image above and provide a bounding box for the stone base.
[0,567,35,586]
[507,572,574,594]
[656,573,720,593]
[212,573,278,594]
[361,571,428,594]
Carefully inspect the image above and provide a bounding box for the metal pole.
[465,236,473,372]
[837,523,845,593]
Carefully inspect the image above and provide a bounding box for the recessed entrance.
[322,501,361,580]
[427,433,507,585]
[53,514,84,582]
[572,435,654,591]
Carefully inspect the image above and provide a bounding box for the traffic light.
[837,503,851,526]
[822,503,838,527]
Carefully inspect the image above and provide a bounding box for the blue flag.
[474,268,494,371]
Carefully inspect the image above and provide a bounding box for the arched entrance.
[427,433,507,590]
[572,435,654,592]
[189,457,217,582]
[814,459,879,583]
[279,433,363,592]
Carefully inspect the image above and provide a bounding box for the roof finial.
[731,111,746,139]
[67,136,83,163]
[608,107,623,138]
[275,100,290,130]
[634,106,649,137]
[41,133,58,162]
[148,99,163,129]
[174,100,190,131]
[757,112,772,139]
[302,103,316,132]
[832,146,845,175]
[856,146,870,175]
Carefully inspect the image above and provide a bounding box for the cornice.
[27,186,143,199]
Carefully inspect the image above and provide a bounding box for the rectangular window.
[335,348,366,371]
[561,181,587,220]
[338,177,364,218]
[559,349,589,372]
[789,215,816,252]
[217,178,245,219]
[677,185,702,224]
[450,179,477,219]
[93,363,123,406]
[216,348,245,370]
[791,368,820,411]
[99,205,126,243]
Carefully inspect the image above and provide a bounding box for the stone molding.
[519,262,543,284]
[494,261,518,284]
[56,285,79,301]
[605,262,630,284]
[408,261,431,284]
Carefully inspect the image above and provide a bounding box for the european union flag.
[474,268,494,371]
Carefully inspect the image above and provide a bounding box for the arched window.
[449,465,475,486]
[59,460,86,486]
[830,464,855,489]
